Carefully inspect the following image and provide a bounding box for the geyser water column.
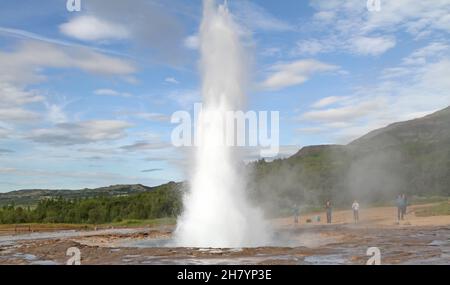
[174,0,271,248]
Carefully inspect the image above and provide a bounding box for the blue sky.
[1,0,450,191]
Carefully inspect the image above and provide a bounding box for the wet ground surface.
[0,224,448,265]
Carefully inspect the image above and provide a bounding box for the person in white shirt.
[352,200,360,224]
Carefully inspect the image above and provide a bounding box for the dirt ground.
[0,205,449,265]
[276,203,450,227]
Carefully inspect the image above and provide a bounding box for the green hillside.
[0,182,184,224]
[0,182,180,207]
[248,107,450,213]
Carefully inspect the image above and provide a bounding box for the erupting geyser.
[174,0,271,248]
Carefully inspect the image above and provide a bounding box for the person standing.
[293,204,300,224]
[352,200,360,224]
[396,195,404,221]
[401,194,408,218]
[325,201,332,224]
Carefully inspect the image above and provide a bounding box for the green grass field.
[415,201,450,217]
[0,217,176,234]
[108,217,176,227]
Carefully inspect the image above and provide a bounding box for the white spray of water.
[174,0,271,248]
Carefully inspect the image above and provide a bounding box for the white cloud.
[313,11,336,22]
[4,0,187,66]
[0,127,11,139]
[299,0,450,57]
[311,96,350,108]
[296,127,326,134]
[302,99,386,122]
[363,0,450,36]
[325,122,352,129]
[0,148,13,154]
[184,34,199,50]
[165,77,180,84]
[402,42,449,65]
[294,39,329,55]
[381,43,450,79]
[135,112,170,122]
[72,0,185,65]
[380,67,412,80]
[0,41,136,127]
[27,120,132,145]
[298,43,450,142]
[94,89,132,97]
[0,108,40,123]
[311,0,450,37]
[351,36,396,56]
[120,141,171,152]
[232,1,294,32]
[0,82,43,107]
[45,103,68,124]
[72,49,136,76]
[168,89,200,109]
[0,26,128,58]
[292,34,397,57]
[60,15,130,41]
[0,41,136,86]
[0,168,16,174]
[115,111,170,123]
[0,84,41,123]
[419,59,450,92]
[262,59,339,91]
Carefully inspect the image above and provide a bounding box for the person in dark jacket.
[325,201,332,224]
[401,194,408,218]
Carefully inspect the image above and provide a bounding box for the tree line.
[0,187,182,224]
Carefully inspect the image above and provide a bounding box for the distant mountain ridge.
[350,106,450,150]
[248,106,450,213]
[0,182,180,207]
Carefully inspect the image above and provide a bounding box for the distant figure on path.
[401,194,408,218]
[293,204,300,224]
[325,201,332,224]
[352,200,360,224]
[396,195,405,221]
